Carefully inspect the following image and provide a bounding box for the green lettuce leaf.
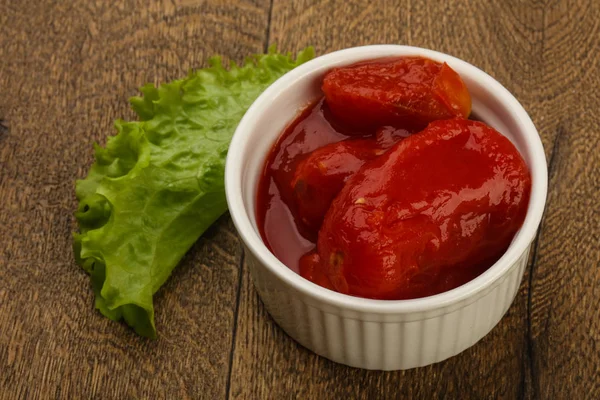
[74,47,314,338]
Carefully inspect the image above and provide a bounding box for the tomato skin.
[322,57,471,130]
[290,127,412,232]
[291,139,383,232]
[311,119,531,300]
[299,252,334,290]
[260,98,347,244]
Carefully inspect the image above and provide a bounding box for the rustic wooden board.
[526,1,600,398]
[0,0,598,399]
[230,1,547,399]
[0,0,269,398]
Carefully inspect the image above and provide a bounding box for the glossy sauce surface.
[256,57,530,300]
[323,57,471,130]
[306,119,531,299]
[256,99,349,271]
[257,98,413,271]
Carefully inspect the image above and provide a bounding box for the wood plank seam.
[526,221,544,400]
[264,0,274,53]
[0,119,7,140]
[521,6,550,398]
[225,248,246,400]
[225,3,274,399]
[525,122,566,400]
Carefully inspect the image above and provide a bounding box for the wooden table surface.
[1,0,599,399]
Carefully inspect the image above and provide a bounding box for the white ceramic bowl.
[225,45,548,370]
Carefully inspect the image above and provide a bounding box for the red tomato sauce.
[256,99,367,271]
[256,98,412,272]
[256,57,531,300]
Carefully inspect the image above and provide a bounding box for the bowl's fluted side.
[245,244,530,370]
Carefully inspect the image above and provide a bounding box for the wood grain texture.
[0,0,598,399]
[0,0,269,398]
[229,1,580,399]
[526,1,600,398]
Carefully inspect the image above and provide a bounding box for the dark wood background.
[1,0,598,398]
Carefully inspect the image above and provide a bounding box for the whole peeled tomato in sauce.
[305,119,531,300]
[291,127,411,232]
[322,57,472,130]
